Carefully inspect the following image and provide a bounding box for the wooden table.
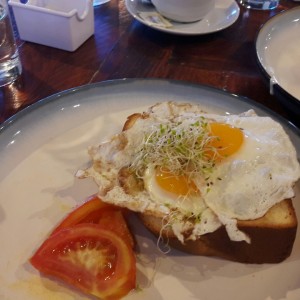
[0,0,299,126]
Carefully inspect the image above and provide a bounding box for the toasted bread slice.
[121,103,298,264]
[139,199,297,263]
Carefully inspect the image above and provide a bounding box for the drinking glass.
[0,0,22,87]
[239,0,279,10]
[93,0,110,6]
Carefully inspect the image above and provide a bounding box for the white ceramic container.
[8,0,94,52]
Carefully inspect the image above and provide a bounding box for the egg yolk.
[155,169,199,196]
[207,123,244,160]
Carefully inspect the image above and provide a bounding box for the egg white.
[77,102,300,243]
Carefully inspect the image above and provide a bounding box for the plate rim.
[1,78,299,137]
[124,0,240,36]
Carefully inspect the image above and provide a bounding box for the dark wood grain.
[0,0,299,126]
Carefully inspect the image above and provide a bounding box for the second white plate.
[256,7,300,113]
[125,0,240,35]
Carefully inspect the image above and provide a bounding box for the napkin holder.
[8,0,94,52]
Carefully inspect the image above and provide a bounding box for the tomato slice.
[51,195,135,249]
[30,223,136,300]
[97,210,135,249]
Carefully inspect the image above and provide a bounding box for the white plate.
[0,79,300,300]
[125,0,240,35]
[256,7,300,102]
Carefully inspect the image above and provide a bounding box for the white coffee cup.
[151,0,215,23]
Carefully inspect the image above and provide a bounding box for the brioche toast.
[139,199,297,263]
[123,103,298,263]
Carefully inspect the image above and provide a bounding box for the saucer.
[125,0,240,35]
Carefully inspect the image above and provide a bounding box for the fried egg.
[76,102,300,243]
